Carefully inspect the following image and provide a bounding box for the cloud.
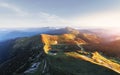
[1,10,120,29]
[0,12,71,28]
[0,2,119,29]
[0,2,28,16]
[38,12,67,22]
[0,2,68,27]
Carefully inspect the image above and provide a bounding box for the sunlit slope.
[41,33,120,74]
[66,52,120,74]
[41,33,86,53]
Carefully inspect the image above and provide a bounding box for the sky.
[0,0,120,29]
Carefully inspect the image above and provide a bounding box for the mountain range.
[0,27,120,75]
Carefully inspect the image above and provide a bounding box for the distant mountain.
[0,27,56,42]
[90,29,120,42]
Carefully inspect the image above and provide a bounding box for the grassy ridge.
[47,52,119,75]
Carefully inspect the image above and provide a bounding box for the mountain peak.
[65,27,80,35]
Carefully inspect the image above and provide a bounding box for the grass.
[47,52,119,75]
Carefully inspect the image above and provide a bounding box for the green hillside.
[47,52,119,75]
